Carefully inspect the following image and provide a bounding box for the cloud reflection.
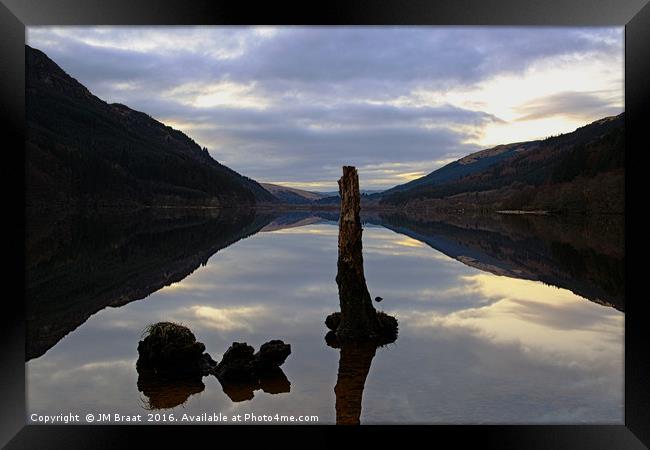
[399,273,623,367]
[27,221,622,423]
[185,305,267,332]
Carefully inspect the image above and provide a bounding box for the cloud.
[26,26,623,189]
[514,91,622,122]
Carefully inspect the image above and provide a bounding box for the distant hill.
[315,192,378,206]
[380,142,539,197]
[314,191,340,197]
[260,183,326,204]
[259,183,383,206]
[314,189,384,206]
[315,189,383,197]
[314,195,340,205]
[378,114,624,214]
[26,45,276,208]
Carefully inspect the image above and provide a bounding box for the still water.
[26,210,624,424]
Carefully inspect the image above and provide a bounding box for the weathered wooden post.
[335,166,381,339]
[325,166,399,424]
[325,166,398,343]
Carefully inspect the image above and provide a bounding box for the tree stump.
[335,166,381,340]
[325,166,399,424]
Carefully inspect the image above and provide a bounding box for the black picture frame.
[1,0,647,448]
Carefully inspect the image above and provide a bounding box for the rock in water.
[254,340,292,370]
[136,322,209,377]
[136,323,293,402]
[215,340,292,381]
[214,342,256,381]
[200,353,218,376]
[374,296,383,302]
[214,340,292,401]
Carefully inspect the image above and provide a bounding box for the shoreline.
[496,210,550,215]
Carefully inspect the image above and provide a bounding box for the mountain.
[260,183,326,204]
[378,114,624,214]
[314,189,385,206]
[315,192,377,206]
[315,189,383,197]
[314,195,341,205]
[259,184,383,205]
[381,143,538,198]
[26,45,276,208]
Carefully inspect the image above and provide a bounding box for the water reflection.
[333,342,377,425]
[25,207,274,360]
[220,369,291,402]
[25,208,624,423]
[137,355,291,407]
[326,332,397,425]
[26,208,623,362]
[137,371,205,410]
[371,212,624,311]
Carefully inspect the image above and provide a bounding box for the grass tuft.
[141,321,197,347]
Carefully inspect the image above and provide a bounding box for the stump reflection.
[333,341,378,425]
[326,166,398,424]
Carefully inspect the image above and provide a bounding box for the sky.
[27,26,623,191]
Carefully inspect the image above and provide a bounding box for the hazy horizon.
[27,26,623,191]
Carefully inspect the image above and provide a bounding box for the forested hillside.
[380,114,624,214]
[26,45,276,208]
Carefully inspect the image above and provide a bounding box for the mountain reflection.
[26,208,624,361]
[370,212,624,311]
[26,209,624,423]
[25,207,274,360]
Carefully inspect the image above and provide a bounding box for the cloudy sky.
[27,26,623,191]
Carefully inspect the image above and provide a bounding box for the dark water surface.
[26,209,624,424]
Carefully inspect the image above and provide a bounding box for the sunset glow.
[27,26,623,190]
